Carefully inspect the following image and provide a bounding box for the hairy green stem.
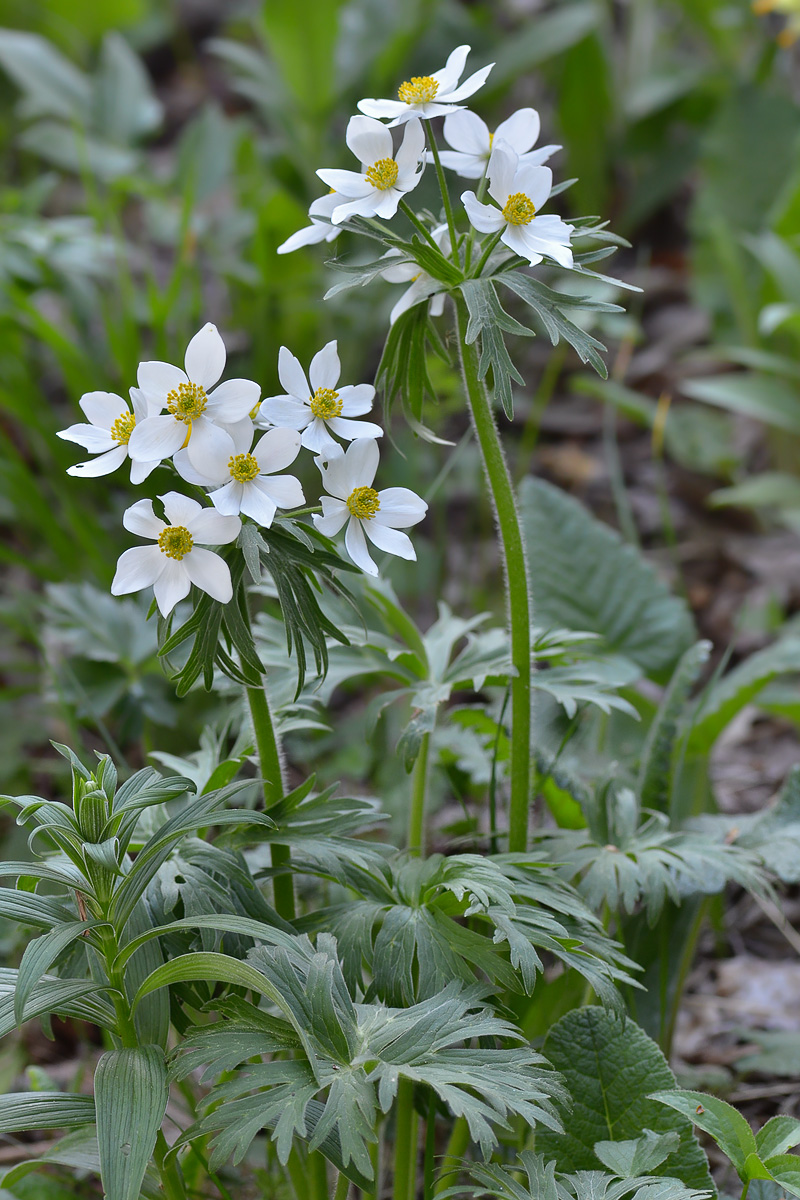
[399,199,443,252]
[154,1131,188,1200]
[246,685,295,919]
[333,1169,350,1200]
[393,1078,419,1200]
[424,121,459,263]
[454,296,532,851]
[434,1115,470,1195]
[472,228,505,278]
[408,731,431,856]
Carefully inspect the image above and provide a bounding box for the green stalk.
[246,685,295,920]
[434,1116,469,1195]
[333,1170,350,1200]
[408,731,431,856]
[424,121,459,264]
[454,296,532,851]
[392,1078,419,1200]
[399,199,443,252]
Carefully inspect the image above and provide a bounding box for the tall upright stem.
[454,296,532,852]
[425,121,458,264]
[408,731,431,856]
[392,1078,419,1200]
[246,685,295,920]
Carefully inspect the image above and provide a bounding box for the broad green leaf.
[131,952,289,1023]
[681,375,800,434]
[710,473,800,514]
[95,1046,167,1200]
[0,1127,99,1188]
[15,921,100,1024]
[114,912,296,973]
[735,1030,800,1078]
[638,642,711,812]
[519,478,696,677]
[757,1118,800,1160]
[537,1008,713,1192]
[123,899,169,1050]
[686,639,800,754]
[762,1154,800,1200]
[650,1090,755,1176]
[595,1131,681,1177]
[0,1092,95,1132]
[744,1154,774,1181]
[259,0,343,115]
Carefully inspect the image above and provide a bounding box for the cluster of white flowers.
[60,323,428,613]
[278,44,575,290]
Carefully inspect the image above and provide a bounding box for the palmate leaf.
[499,272,613,377]
[459,278,531,418]
[440,1153,710,1200]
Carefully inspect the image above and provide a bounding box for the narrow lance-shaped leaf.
[95,1046,168,1200]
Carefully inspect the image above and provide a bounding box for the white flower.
[184,427,305,527]
[277,192,343,254]
[357,45,494,126]
[258,341,382,456]
[461,141,574,269]
[58,388,161,483]
[127,323,260,478]
[434,108,560,179]
[312,440,427,577]
[381,224,450,324]
[111,492,240,617]
[316,117,425,224]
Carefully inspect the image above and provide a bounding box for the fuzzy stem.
[472,228,505,278]
[424,121,459,263]
[408,731,431,856]
[246,685,295,920]
[399,199,443,252]
[333,1170,350,1200]
[454,295,532,851]
[433,1115,470,1195]
[393,1078,419,1200]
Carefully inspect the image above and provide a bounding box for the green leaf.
[0,1127,99,1189]
[460,279,531,418]
[95,1046,168,1200]
[744,1154,774,1181]
[0,973,116,1039]
[500,273,611,377]
[15,921,99,1024]
[649,1090,755,1176]
[686,639,800,754]
[761,1154,800,1200]
[757,1117,800,1160]
[681,375,800,435]
[594,1131,681,1177]
[537,1008,714,1192]
[519,478,696,677]
[0,888,76,930]
[710,472,800,514]
[0,1092,95,1132]
[638,642,711,812]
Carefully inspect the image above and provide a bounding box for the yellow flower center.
[158,525,194,560]
[365,158,399,191]
[249,402,261,420]
[398,75,439,105]
[309,387,343,420]
[166,381,208,423]
[228,452,260,482]
[346,486,381,520]
[110,411,136,445]
[502,192,537,226]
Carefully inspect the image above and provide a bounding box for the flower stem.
[333,1170,350,1200]
[392,1078,419,1200]
[433,1115,469,1195]
[399,199,443,252]
[454,295,532,852]
[424,121,459,265]
[472,228,505,278]
[246,685,295,920]
[408,731,431,856]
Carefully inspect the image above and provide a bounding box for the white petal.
[301,417,339,455]
[183,547,233,604]
[339,384,376,417]
[58,423,118,452]
[501,225,543,265]
[111,545,164,595]
[345,114,393,166]
[129,457,161,485]
[330,194,381,224]
[137,360,186,400]
[370,190,403,219]
[130,386,161,421]
[514,164,552,212]
[309,340,341,391]
[277,221,335,254]
[394,118,425,174]
[343,436,380,487]
[431,45,470,94]
[356,98,407,120]
[313,496,349,537]
[390,102,462,124]
[123,498,165,539]
[488,141,518,206]
[239,481,277,527]
[207,378,261,422]
[67,444,128,478]
[209,480,244,516]
[345,517,378,575]
[363,521,416,559]
[308,192,340,220]
[277,346,310,403]
[224,417,256,454]
[79,391,127,429]
[443,110,489,156]
[375,486,428,528]
[259,396,310,430]
[253,427,302,473]
[381,257,418,284]
[186,507,241,545]
[185,323,226,390]
[173,449,221,487]
[327,416,383,442]
[441,63,494,103]
[461,192,505,233]
[128,415,185,463]
[519,144,561,168]
[255,474,305,511]
[389,278,438,324]
[186,416,235,478]
[495,107,540,155]
[153,559,191,616]
[159,491,202,527]
[316,168,373,198]
[435,150,485,179]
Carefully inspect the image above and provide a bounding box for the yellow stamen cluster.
[365,158,399,191]
[228,453,260,482]
[347,486,381,520]
[110,411,136,445]
[167,381,208,423]
[158,525,194,560]
[398,75,439,105]
[309,387,343,420]
[502,192,537,226]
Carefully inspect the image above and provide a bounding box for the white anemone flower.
[380,224,450,324]
[316,117,425,224]
[277,192,342,254]
[258,341,382,456]
[461,141,574,269]
[313,440,427,577]
[434,108,560,179]
[58,388,161,482]
[111,492,240,617]
[178,427,306,527]
[128,323,261,478]
[357,45,494,127]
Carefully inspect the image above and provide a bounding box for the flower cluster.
[60,323,428,614]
